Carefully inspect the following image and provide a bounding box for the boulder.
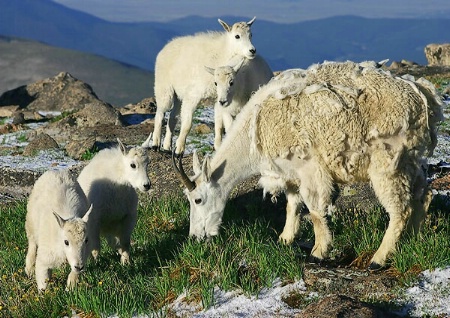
[425,43,450,66]
[0,72,102,112]
[23,133,59,156]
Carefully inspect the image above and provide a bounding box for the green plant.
[80,146,99,161]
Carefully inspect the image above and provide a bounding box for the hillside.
[0,36,154,107]
[0,0,449,72]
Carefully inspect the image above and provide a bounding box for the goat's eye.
[230,81,234,86]
[214,82,217,86]
[85,238,89,244]
[130,163,136,169]
[194,198,202,205]
[235,35,240,39]
[64,240,69,246]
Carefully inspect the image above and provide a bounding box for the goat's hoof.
[368,262,384,271]
[307,255,323,265]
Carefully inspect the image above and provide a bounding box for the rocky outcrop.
[425,43,450,66]
[0,72,102,111]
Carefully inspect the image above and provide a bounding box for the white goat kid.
[25,170,93,291]
[174,61,443,270]
[205,55,273,149]
[77,138,150,265]
[149,17,257,155]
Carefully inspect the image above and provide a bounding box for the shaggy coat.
[25,170,92,290]
[180,61,443,269]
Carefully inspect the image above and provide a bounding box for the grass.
[1,190,450,317]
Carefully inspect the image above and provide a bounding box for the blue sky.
[52,0,450,23]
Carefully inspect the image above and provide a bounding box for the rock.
[74,100,124,127]
[0,105,20,117]
[12,112,25,125]
[23,133,59,156]
[0,72,102,112]
[193,123,212,134]
[425,43,450,66]
[298,294,401,318]
[65,136,97,160]
[120,97,157,115]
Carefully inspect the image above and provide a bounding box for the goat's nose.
[250,48,256,55]
[219,100,227,106]
[144,183,151,191]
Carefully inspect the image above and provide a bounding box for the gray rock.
[23,133,59,156]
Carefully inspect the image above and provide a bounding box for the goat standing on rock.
[77,139,150,265]
[148,17,258,155]
[174,61,444,270]
[25,170,93,291]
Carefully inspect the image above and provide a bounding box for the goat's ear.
[233,58,245,73]
[117,138,127,155]
[218,18,231,32]
[247,16,256,26]
[82,204,93,223]
[53,212,66,228]
[205,66,215,75]
[202,156,212,183]
[193,150,202,175]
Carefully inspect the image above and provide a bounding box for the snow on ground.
[164,279,307,318]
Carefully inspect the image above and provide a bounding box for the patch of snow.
[0,149,80,172]
[162,278,307,318]
[397,267,450,317]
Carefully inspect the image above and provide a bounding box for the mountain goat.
[25,170,93,290]
[149,17,257,155]
[77,139,150,265]
[205,55,273,149]
[174,61,443,270]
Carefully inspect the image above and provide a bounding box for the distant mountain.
[0,36,154,107]
[0,0,449,73]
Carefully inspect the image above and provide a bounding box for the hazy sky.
[52,0,450,23]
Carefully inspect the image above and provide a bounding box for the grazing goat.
[173,61,443,270]
[77,139,150,265]
[149,17,257,155]
[25,170,93,290]
[205,55,273,149]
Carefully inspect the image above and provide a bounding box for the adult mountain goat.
[149,17,257,155]
[206,55,273,149]
[174,61,443,270]
[78,139,150,265]
[25,170,93,290]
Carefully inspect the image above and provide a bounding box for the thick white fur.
[77,139,150,265]
[25,170,92,290]
[206,55,273,149]
[183,61,443,268]
[150,17,257,154]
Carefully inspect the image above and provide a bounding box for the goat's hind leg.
[368,153,420,270]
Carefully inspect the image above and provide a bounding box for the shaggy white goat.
[148,17,257,155]
[205,55,273,149]
[25,170,93,291]
[173,61,443,270]
[77,138,150,265]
